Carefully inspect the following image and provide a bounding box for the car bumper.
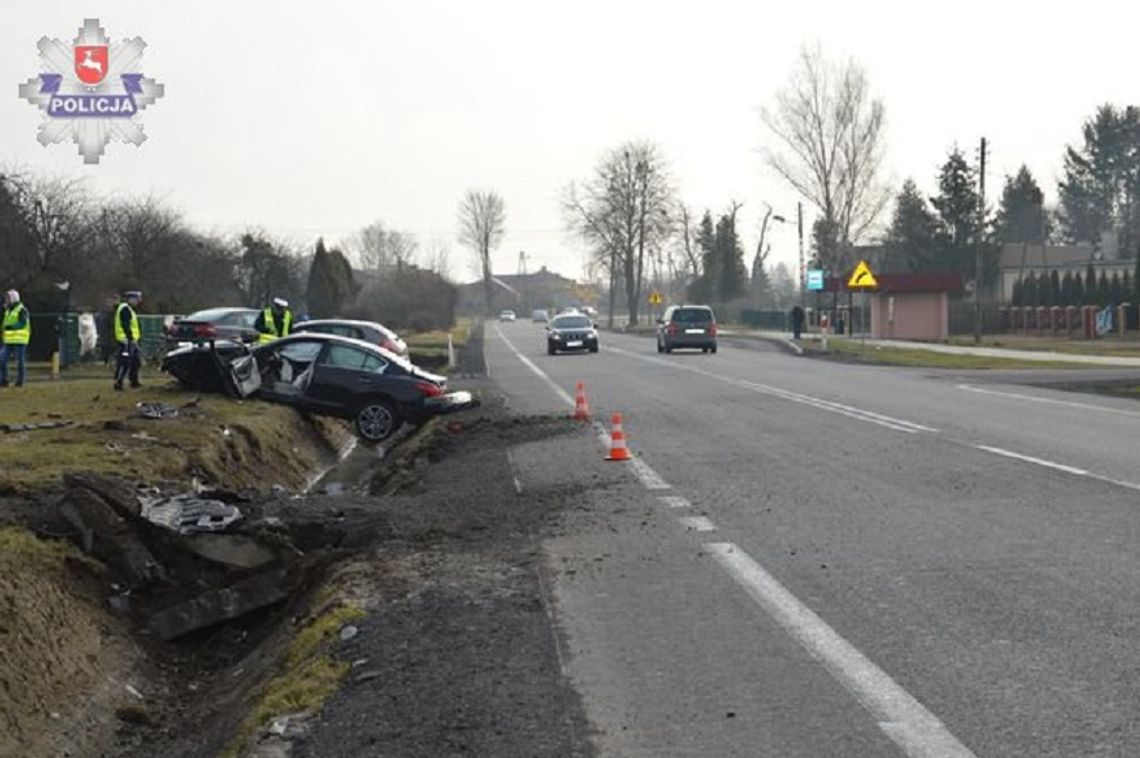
[550,339,598,351]
[664,336,716,348]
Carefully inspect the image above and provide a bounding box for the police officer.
[255,297,293,344]
[0,289,31,388]
[113,290,143,391]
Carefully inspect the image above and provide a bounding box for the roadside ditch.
[0,322,597,758]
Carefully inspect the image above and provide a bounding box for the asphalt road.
[486,320,1140,758]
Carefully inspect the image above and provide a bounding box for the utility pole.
[974,137,987,344]
[797,201,805,293]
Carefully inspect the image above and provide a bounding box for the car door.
[305,342,392,415]
[255,339,325,407]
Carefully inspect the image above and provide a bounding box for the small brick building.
[868,273,964,340]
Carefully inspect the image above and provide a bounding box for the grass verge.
[0,377,350,493]
[222,602,366,758]
[805,339,1088,370]
[945,334,1140,357]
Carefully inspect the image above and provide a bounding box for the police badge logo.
[19,19,165,165]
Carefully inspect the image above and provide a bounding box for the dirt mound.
[0,528,143,758]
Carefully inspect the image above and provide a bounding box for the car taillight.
[666,323,678,335]
[414,381,443,398]
[194,324,217,338]
[709,323,718,336]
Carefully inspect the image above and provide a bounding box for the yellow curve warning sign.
[847,260,878,289]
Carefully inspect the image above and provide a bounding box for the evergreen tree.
[1011,279,1023,306]
[1097,270,1110,305]
[1073,272,1085,305]
[306,239,336,318]
[689,211,717,303]
[1049,270,1062,306]
[1061,271,1075,306]
[1110,272,1124,303]
[1023,272,1039,306]
[1086,264,1098,303]
[995,165,1047,243]
[930,148,988,278]
[811,217,841,272]
[1058,105,1140,251]
[713,212,748,301]
[1124,270,1134,301]
[885,179,939,272]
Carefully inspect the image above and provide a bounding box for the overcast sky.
[3,1,1136,282]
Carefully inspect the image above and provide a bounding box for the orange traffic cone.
[605,413,632,462]
[572,381,590,421]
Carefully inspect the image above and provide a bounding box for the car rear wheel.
[710,344,718,354]
[355,399,399,443]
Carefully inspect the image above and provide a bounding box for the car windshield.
[553,316,591,329]
[672,308,713,324]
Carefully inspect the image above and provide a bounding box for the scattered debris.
[136,401,179,420]
[339,624,359,642]
[139,493,242,535]
[180,533,278,569]
[353,670,382,683]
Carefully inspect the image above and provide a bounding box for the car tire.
[710,345,718,354]
[702,347,709,354]
[589,344,599,353]
[355,399,400,444]
[664,346,673,354]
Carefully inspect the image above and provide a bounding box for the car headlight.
[552,333,563,340]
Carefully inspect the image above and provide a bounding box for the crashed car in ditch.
[161,333,477,443]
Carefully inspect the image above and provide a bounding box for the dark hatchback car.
[162,333,476,443]
[656,305,718,353]
[546,313,599,355]
[292,319,408,356]
[166,307,260,347]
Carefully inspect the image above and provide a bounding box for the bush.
[345,264,456,332]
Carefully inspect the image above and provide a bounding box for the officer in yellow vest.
[1,289,31,388]
[255,297,293,344]
[113,290,143,391]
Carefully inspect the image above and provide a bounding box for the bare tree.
[563,141,675,326]
[457,189,506,315]
[762,45,890,272]
[354,221,419,271]
[423,238,452,280]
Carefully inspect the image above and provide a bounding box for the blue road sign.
[807,269,824,291]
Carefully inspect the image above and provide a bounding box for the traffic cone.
[572,381,590,421]
[605,413,632,462]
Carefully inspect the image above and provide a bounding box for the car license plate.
[567,340,583,347]
[685,328,704,334]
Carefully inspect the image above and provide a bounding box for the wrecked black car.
[161,333,477,443]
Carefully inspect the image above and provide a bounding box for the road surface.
[486,320,1140,758]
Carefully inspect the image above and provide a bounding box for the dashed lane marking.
[678,516,716,532]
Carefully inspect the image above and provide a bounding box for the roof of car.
[271,332,409,365]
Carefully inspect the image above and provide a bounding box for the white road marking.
[707,542,977,758]
[605,345,936,434]
[589,420,671,490]
[958,383,1140,418]
[495,324,575,407]
[678,516,716,532]
[658,495,692,509]
[975,444,1140,492]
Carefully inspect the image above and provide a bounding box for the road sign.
[847,260,878,289]
[806,269,824,291]
[648,291,664,305]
